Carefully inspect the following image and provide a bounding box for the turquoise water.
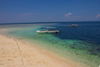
[0,22,100,67]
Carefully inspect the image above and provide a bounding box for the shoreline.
[0,29,87,67]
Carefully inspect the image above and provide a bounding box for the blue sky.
[0,0,100,23]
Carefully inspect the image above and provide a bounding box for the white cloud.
[96,14,100,19]
[20,13,36,15]
[65,13,72,17]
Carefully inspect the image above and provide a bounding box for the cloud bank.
[65,13,72,17]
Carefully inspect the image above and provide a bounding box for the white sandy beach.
[0,29,86,67]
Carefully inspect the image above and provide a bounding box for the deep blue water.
[51,22,100,44]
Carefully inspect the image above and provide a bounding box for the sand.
[0,33,86,67]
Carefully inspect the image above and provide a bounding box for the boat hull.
[36,30,60,33]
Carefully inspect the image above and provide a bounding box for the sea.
[0,21,100,67]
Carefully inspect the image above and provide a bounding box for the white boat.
[36,27,60,33]
[70,24,78,27]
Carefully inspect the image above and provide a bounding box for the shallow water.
[0,22,100,67]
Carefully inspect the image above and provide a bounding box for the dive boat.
[36,27,60,33]
[70,24,78,27]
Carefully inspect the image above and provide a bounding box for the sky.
[0,0,100,23]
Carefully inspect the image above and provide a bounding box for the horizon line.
[0,21,100,25]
